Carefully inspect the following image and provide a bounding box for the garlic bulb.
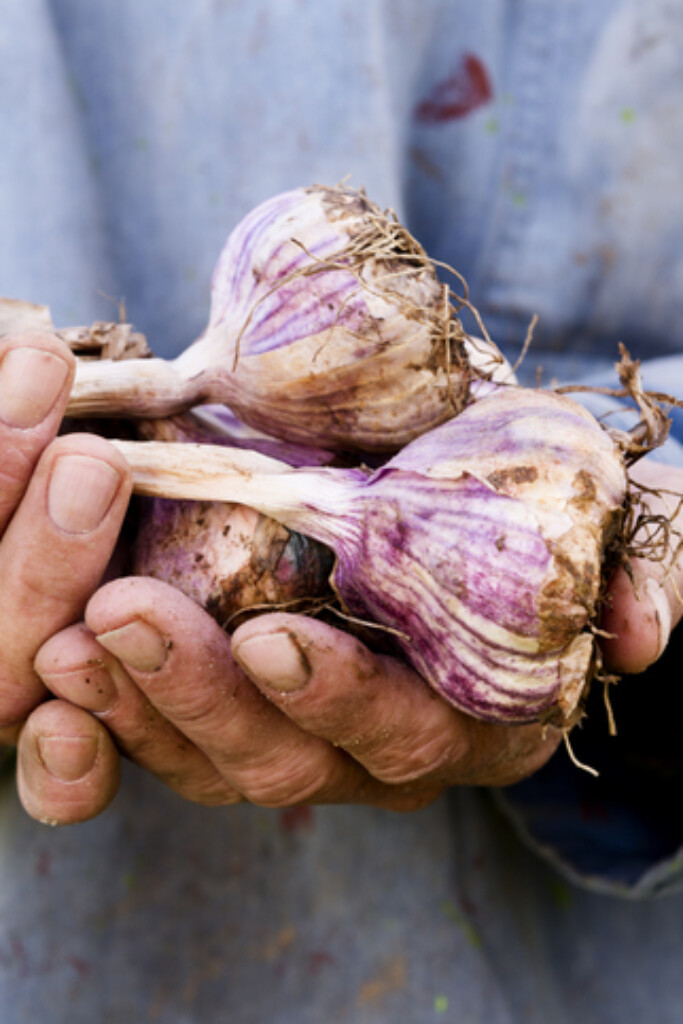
[132,414,335,625]
[68,185,509,452]
[133,497,334,628]
[112,385,628,727]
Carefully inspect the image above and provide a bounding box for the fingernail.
[37,735,98,781]
[41,664,118,713]
[48,454,121,533]
[233,630,310,692]
[96,620,168,673]
[644,577,672,661]
[0,348,70,428]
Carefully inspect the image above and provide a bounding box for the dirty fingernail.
[96,620,168,673]
[0,348,70,428]
[48,454,121,533]
[233,631,310,692]
[37,735,98,781]
[40,664,118,713]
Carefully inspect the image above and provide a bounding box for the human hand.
[19,576,561,824]
[600,459,683,673]
[18,458,683,826]
[0,331,131,751]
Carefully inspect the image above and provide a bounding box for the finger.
[84,578,401,808]
[231,614,559,788]
[17,699,120,825]
[0,332,75,535]
[0,433,131,728]
[601,567,671,674]
[35,623,240,806]
[601,461,683,673]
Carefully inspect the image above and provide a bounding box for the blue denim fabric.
[2,1,683,1019]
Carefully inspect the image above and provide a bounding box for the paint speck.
[68,955,91,979]
[308,950,336,975]
[620,107,636,123]
[415,53,493,124]
[510,190,527,208]
[358,954,407,1005]
[410,146,444,181]
[261,925,296,962]
[484,116,500,134]
[279,804,315,834]
[441,900,482,948]
[35,848,52,878]
[434,995,449,1013]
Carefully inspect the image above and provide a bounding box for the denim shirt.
[2,2,683,1020]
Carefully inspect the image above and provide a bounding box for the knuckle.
[10,552,87,616]
[0,446,35,491]
[169,773,242,807]
[0,448,37,521]
[235,752,331,808]
[369,731,469,787]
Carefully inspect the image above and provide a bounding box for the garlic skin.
[133,498,334,628]
[69,185,508,452]
[333,387,627,726]
[132,414,334,626]
[113,385,628,727]
[188,184,469,451]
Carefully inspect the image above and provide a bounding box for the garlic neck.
[67,357,201,418]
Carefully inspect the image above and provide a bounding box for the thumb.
[600,564,674,674]
[600,459,683,674]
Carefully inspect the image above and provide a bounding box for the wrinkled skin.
[2,333,682,825]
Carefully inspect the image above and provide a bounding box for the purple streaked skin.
[238,271,365,356]
[284,388,627,724]
[208,188,361,353]
[210,190,304,308]
[390,391,619,474]
[330,475,567,722]
[168,184,464,453]
[139,406,338,467]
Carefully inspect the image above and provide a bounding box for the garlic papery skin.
[134,498,334,628]
[67,185,506,452]
[112,384,628,727]
[70,356,185,418]
[131,414,335,623]
[137,406,339,467]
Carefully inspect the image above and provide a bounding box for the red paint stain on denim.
[68,955,91,979]
[415,53,493,123]
[35,848,53,878]
[308,950,336,975]
[279,805,315,834]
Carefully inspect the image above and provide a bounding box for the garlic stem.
[110,439,360,546]
[70,357,200,418]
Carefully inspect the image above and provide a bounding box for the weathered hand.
[0,332,131,751]
[600,459,683,673]
[20,577,560,824]
[18,458,683,826]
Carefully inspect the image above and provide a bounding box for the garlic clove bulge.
[67,185,509,452]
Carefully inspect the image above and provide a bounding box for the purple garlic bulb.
[131,413,334,628]
[133,498,334,629]
[68,184,508,452]
[114,384,628,727]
